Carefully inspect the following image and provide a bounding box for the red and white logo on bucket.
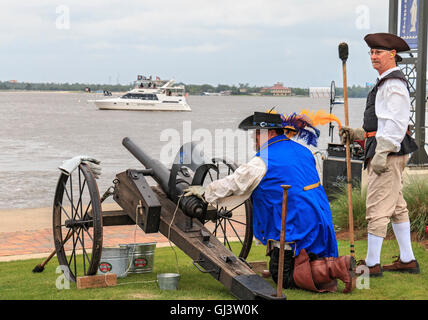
[134,258,147,268]
[99,262,112,273]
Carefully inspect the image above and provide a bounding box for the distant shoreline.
[0,90,128,94]
[0,89,84,93]
[0,90,313,97]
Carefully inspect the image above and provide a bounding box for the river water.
[0,91,403,209]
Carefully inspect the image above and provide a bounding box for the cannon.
[51,137,285,300]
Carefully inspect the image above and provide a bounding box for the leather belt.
[364,131,377,138]
[364,129,411,139]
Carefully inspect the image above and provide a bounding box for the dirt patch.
[335,230,367,241]
[128,293,158,300]
[335,230,427,244]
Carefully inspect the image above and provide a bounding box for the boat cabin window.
[122,93,158,100]
[161,89,184,97]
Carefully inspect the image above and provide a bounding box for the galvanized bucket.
[157,273,180,290]
[97,247,130,278]
[119,242,156,274]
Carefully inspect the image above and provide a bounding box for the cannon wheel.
[201,158,253,259]
[53,164,103,282]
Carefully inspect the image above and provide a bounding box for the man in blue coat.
[185,111,355,293]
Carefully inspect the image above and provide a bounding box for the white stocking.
[365,233,384,267]
[392,222,415,263]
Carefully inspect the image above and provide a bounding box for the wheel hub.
[64,219,92,229]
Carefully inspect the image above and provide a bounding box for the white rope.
[114,279,157,286]
[168,195,183,275]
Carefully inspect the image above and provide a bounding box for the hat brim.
[364,33,410,52]
[238,113,284,130]
[238,115,259,130]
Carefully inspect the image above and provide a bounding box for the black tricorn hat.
[364,33,410,62]
[238,111,283,130]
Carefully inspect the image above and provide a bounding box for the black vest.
[363,69,418,168]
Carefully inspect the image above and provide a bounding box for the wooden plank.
[77,274,117,289]
[113,172,144,229]
[109,173,280,299]
[101,210,135,226]
[152,187,255,282]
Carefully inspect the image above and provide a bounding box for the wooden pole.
[32,230,74,272]
[339,42,355,258]
[277,185,291,297]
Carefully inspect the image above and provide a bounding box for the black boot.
[268,247,296,289]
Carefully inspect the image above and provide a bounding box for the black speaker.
[322,157,363,200]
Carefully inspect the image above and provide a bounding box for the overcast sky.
[1,1,392,87]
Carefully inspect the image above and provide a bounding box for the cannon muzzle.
[122,137,170,194]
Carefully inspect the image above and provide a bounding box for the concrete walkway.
[0,204,171,262]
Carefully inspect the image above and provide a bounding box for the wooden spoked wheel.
[53,163,103,282]
[201,158,253,259]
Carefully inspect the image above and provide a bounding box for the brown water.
[0,91,368,209]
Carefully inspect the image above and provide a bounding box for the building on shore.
[260,82,291,96]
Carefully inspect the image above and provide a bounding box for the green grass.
[330,176,428,240]
[330,181,368,238]
[0,240,427,300]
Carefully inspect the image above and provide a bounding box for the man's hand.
[371,137,397,175]
[183,185,206,202]
[338,126,365,144]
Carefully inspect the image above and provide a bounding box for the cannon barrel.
[122,137,170,194]
[122,137,204,218]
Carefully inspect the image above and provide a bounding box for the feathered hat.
[281,109,342,147]
[238,108,283,130]
[238,107,341,148]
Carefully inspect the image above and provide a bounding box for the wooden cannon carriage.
[51,137,285,300]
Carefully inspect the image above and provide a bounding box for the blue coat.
[251,135,338,257]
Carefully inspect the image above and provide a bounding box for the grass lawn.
[0,239,427,300]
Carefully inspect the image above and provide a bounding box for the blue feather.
[281,112,320,147]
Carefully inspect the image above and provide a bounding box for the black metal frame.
[389,0,428,165]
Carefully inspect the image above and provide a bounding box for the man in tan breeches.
[339,33,420,277]
[366,154,410,238]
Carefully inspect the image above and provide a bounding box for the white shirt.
[204,156,267,208]
[375,66,411,152]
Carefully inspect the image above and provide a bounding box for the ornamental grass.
[330,175,428,241]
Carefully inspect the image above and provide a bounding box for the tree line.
[0,81,371,98]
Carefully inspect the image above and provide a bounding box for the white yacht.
[92,77,191,111]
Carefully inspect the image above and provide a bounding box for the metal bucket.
[157,273,180,290]
[119,242,156,274]
[97,247,130,278]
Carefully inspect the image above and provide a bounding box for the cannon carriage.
[52,137,285,300]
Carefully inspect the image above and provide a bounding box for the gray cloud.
[0,0,389,85]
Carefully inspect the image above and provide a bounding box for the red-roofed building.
[260,82,291,96]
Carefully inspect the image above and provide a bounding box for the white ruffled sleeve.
[204,156,267,207]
